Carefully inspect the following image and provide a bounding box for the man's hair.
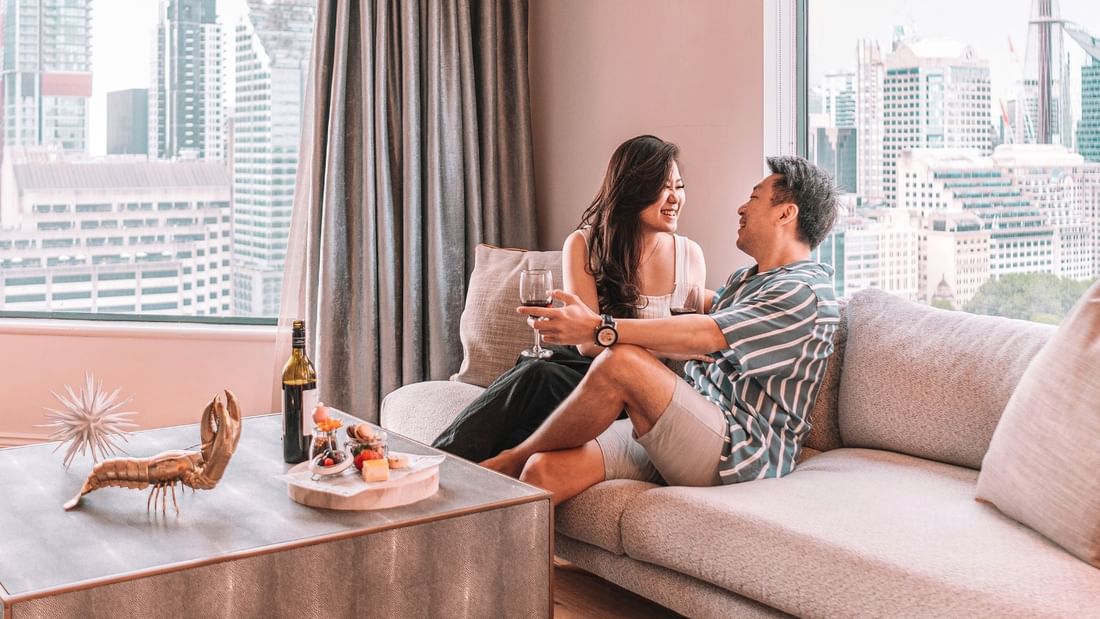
[766,156,838,249]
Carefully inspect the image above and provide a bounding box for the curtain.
[274,0,537,422]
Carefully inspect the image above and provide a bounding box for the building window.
[806,0,1099,324]
[0,0,317,323]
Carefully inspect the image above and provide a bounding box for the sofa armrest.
[379,380,485,445]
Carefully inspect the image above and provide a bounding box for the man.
[482,156,841,505]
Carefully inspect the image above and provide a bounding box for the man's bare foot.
[480,449,526,478]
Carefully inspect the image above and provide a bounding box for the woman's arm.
[685,239,714,313]
[561,230,604,357]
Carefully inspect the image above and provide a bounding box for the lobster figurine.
[63,390,242,514]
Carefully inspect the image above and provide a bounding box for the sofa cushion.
[802,297,847,453]
[380,380,484,445]
[619,449,1100,618]
[452,244,564,387]
[976,278,1100,568]
[838,289,1053,469]
[555,479,658,555]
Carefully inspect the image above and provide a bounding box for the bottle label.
[302,388,319,436]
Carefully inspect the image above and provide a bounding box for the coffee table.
[0,412,552,618]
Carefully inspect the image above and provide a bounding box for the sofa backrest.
[802,298,847,453]
[837,288,1055,470]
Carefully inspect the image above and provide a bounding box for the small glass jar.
[348,429,388,471]
[308,427,350,477]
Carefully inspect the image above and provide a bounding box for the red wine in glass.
[519,269,554,359]
[671,285,704,316]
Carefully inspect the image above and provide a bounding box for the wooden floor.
[553,559,682,618]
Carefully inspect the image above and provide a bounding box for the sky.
[809,0,1100,121]
[87,1,1100,155]
[88,0,249,155]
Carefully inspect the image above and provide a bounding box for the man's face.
[735,173,788,257]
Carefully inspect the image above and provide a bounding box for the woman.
[432,135,707,461]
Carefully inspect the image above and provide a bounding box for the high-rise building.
[994,144,1095,281]
[1020,0,1073,147]
[232,0,315,316]
[918,212,991,307]
[812,125,857,194]
[107,89,149,156]
[812,205,919,301]
[856,39,886,204]
[1077,57,1100,163]
[0,0,93,154]
[150,0,223,161]
[0,148,232,316]
[898,149,1054,284]
[882,40,992,206]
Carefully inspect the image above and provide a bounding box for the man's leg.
[519,440,605,507]
[482,344,679,477]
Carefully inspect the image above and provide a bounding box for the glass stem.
[533,325,543,352]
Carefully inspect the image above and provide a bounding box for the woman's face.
[638,161,685,234]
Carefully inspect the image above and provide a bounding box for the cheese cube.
[361,458,390,482]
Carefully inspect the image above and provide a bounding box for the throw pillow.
[976,278,1100,568]
[451,244,563,387]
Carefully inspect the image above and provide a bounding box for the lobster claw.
[193,390,243,487]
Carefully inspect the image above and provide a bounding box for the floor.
[553,559,682,618]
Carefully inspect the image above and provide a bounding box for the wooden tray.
[284,453,442,511]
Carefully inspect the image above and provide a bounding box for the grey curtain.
[277,0,537,422]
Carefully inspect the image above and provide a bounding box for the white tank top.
[637,234,691,319]
[580,229,693,319]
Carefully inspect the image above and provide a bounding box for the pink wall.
[529,0,765,289]
[0,320,278,448]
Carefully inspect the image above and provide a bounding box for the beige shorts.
[594,378,727,487]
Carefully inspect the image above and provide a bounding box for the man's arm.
[519,290,727,356]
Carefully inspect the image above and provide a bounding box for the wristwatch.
[594,313,619,347]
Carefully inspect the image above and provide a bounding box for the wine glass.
[671,285,704,315]
[519,269,554,359]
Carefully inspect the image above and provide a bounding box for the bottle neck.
[292,329,305,350]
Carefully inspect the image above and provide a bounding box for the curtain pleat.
[275,0,535,423]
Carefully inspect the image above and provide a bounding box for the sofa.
[380,245,1100,618]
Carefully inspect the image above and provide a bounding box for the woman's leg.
[431,348,592,461]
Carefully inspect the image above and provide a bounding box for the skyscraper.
[1073,47,1100,163]
[1020,0,1073,147]
[0,0,93,154]
[856,39,886,204]
[232,0,315,316]
[150,0,223,161]
[882,39,992,206]
[107,89,149,155]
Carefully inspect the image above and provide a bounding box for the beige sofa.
[380,246,1100,618]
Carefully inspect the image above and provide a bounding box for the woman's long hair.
[578,135,680,319]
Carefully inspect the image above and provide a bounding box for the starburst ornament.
[40,373,140,470]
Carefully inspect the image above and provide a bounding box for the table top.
[0,411,548,604]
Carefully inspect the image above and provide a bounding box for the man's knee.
[519,451,558,488]
[589,344,656,384]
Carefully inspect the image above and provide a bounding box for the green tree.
[964,273,1093,324]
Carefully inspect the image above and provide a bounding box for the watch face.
[596,326,618,347]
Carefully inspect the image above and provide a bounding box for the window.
[806,0,1100,324]
[0,0,316,322]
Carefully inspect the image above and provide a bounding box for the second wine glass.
[519,269,554,359]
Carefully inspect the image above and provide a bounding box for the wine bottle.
[282,319,318,463]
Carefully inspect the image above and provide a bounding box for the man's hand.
[517,290,602,346]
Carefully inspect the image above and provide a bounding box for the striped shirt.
[683,260,839,484]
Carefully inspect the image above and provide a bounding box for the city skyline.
[88,0,251,156]
[810,0,1100,126]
